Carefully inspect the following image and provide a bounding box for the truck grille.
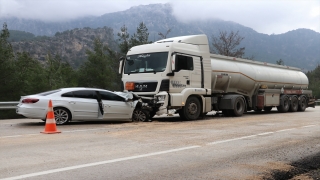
[133,82,158,92]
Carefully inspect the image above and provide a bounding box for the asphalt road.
[1,107,319,180]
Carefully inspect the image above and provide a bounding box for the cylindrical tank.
[210,55,309,94]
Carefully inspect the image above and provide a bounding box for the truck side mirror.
[119,60,123,74]
[171,54,176,72]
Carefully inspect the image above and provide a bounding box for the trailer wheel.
[298,96,307,112]
[230,97,245,117]
[289,96,298,112]
[277,95,289,113]
[179,96,201,120]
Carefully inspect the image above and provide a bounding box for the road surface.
[1,107,319,180]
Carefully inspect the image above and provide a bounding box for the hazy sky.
[0,0,319,35]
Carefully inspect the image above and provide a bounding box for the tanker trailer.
[210,54,315,116]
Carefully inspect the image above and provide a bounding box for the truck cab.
[119,35,212,119]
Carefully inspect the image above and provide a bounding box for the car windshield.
[124,52,168,74]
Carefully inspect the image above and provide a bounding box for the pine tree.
[131,22,151,46]
[117,25,130,55]
[78,38,116,90]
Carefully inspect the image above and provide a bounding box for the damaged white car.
[16,87,151,125]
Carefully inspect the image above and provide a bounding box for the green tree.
[78,38,116,90]
[0,23,15,101]
[14,52,47,96]
[117,25,130,55]
[131,22,151,46]
[211,30,245,58]
[45,53,77,90]
[276,59,284,65]
[306,65,320,99]
[158,28,172,39]
[117,22,152,55]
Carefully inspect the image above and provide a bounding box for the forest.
[0,22,319,119]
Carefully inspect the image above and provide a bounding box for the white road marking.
[0,146,200,180]
[257,132,274,136]
[275,128,297,132]
[0,134,38,139]
[63,128,112,133]
[302,124,316,128]
[207,135,257,145]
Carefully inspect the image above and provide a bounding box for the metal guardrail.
[0,101,19,110]
[0,99,319,109]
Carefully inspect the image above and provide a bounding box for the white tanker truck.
[119,34,315,120]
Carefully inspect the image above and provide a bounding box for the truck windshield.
[124,52,168,74]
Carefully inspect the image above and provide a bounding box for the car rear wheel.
[53,107,71,125]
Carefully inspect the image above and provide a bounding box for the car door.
[62,90,99,120]
[99,91,134,120]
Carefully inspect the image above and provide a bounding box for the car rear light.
[22,98,39,103]
[125,82,135,91]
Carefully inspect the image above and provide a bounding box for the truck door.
[171,54,193,92]
[190,56,202,88]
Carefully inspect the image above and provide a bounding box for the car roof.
[59,87,109,91]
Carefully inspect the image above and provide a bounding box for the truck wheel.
[289,96,298,112]
[298,96,307,112]
[230,97,245,117]
[277,95,289,113]
[180,96,201,120]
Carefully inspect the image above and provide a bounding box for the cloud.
[0,0,167,21]
[0,0,319,34]
[170,0,320,34]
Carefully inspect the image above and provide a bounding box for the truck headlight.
[157,95,166,101]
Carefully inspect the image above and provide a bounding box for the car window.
[61,92,74,97]
[38,90,61,96]
[99,91,125,102]
[72,90,96,99]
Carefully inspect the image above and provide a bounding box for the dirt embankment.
[263,152,320,180]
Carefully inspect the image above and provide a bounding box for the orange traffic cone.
[41,100,61,134]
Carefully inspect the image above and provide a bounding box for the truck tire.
[230,97,245,117]
[179,96,201,120]
[289,96,298,112]
[298,96,307,112]
[277,95,289,113]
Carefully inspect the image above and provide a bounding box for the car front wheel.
[132,108,150,122]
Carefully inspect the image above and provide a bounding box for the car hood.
[114,91,136,100]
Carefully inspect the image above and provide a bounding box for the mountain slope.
[1,3,319,70]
